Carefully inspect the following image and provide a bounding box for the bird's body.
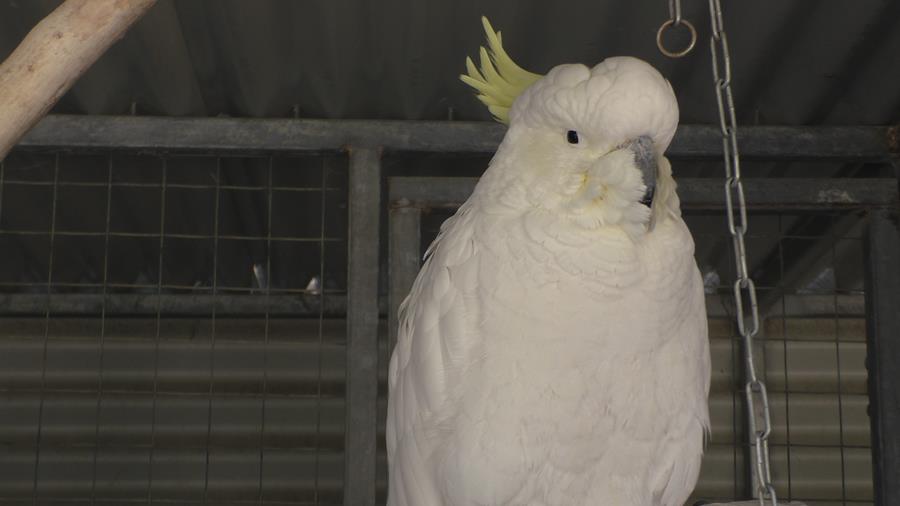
[387,19,710,506]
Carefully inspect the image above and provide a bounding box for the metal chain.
[658,0,696,58]
[668,0,683,25]
[707,1,778,505]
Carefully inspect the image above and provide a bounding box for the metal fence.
[0,115,897,506]
[0,150,350,505]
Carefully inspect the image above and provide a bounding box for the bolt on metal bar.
[708,0,778,504]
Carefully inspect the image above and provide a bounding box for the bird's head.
[462,18,680,239]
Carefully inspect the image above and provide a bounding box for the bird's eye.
[566,130,580,144]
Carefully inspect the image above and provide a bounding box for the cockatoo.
[386,17,710,506]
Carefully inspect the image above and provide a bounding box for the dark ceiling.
[1,0,899,124]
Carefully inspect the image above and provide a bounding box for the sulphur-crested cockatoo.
[387,17,710,506]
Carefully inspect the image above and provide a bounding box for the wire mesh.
[684,210,872,506]
[0,147,882,506]
[0,152,349,505]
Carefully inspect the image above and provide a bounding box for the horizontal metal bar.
[0,394,349,447]
[13,115,896,159]
[390,177,898,209]
[0,230,343,242]
[16,115,503,155]
[673,125,896,160]
[0,448,346,498]
[0,339,350,392]
[0,180,342,192]
[0,293,351,316]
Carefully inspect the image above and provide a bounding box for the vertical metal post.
[864,209,900,506]
[345,147,381,506]
[388,203,422,353]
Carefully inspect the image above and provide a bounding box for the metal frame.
[6,115,899,506]
[864,210,900,506]
[16,115,897,159]
[345,148,381,506]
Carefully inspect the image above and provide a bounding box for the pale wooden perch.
[0,0,157,160]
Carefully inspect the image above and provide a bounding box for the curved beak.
[619,135,657,207]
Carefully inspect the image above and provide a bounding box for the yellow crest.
[460,17,542,124]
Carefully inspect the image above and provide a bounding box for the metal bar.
[0,284,865,318]
[389,177,898,209]
[388,206,421,354]
[344,147,381,506]
[0,448,345,499]
[14,115,897,160]
[0,339,349,390]
[0,293,355,316]
[863,210,900,506]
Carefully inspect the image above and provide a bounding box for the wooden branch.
[0,0,157,160]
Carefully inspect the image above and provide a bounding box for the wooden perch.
[0,0,157,160]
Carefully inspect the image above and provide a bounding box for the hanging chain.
[708,1,778,505]
[657,0,696,58]
[669,0,683,24]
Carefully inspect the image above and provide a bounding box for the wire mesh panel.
[686,210,872,506]
[0,152,349,505]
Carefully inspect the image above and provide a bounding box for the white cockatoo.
[386,17,710,506]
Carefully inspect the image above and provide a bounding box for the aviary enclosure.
[0,1,897,506]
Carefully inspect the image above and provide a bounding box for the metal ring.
[656,19,697,58]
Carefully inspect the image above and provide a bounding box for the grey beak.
[620,135,657,207]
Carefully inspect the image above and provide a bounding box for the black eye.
[566,130,580,144]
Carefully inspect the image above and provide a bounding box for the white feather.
[387,53,710,506]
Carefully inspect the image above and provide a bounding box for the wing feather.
[387,203,482,505]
